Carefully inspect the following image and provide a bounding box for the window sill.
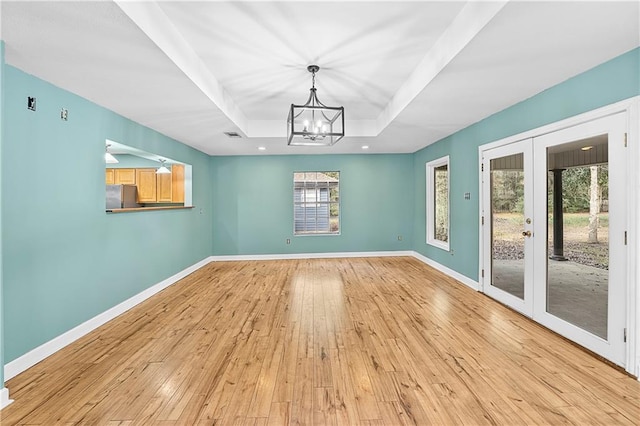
[427,239,450,252]
[295,232,341,236]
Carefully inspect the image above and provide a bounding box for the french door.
[482,139,534,317]
[481,113,627,367]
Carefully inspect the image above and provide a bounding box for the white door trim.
[477,97,639,152]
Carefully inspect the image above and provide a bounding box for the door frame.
[477,97,639,377]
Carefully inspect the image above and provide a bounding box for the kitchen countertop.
[106,206,195,213]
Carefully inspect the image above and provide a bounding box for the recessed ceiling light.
[581,146,593,151]
[258,146,266,151]
[362,145,369,150]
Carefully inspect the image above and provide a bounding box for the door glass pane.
[546,136,608,339]
[490,153,525,299]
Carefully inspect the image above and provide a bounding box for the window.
[426,156,449,250]
[294,172,340,235]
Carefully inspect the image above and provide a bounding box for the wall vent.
[224,131,242,138]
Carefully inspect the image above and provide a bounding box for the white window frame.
[426,156,450,251]
[293,171,340,236]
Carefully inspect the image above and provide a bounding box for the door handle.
[522,230,532,237]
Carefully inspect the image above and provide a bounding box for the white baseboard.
[411,251,480,291]
[4,256,213,381]
[0,387,13,410]
[210,251,414,262]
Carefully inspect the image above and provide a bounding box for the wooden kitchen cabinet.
[171,164,185,203]
[105,169,115,185]
[107,165,185,204]
[135,169,157,203]
[114,168,136,184]
[106,168,136,185]
[156,172,173,202]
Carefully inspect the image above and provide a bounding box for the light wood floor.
[2,257,639,425]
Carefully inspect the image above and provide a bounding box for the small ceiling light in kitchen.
[287,65,344,146]
[156,159,171,174]
[105,144,119,164]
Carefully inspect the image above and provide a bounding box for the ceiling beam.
[376,0,509,134]
[114,0,249,135]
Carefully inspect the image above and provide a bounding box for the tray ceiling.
[2,1,638,155]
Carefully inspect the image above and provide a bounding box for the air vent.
[224,131,242,138]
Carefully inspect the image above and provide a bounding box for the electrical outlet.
[27,97,36,111]
[60,108,68,121]
[464,192,471,200]
[286,238,291,245]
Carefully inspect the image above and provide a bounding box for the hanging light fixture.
[105,144,119,164]
[287,65,344,146]
[156,159,171,174]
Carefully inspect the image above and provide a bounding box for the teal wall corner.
[211,154,414,256]
[0,40,6,387]
[412,47,640,282]
[2,65,213,363]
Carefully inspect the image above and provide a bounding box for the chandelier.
[287,65,344,146]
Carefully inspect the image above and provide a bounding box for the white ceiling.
[2,1,639,156]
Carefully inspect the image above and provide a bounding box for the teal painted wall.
[211,154,413,255]
[0,41,5,388]
[413,47,640,281]
[2,65,213,363]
